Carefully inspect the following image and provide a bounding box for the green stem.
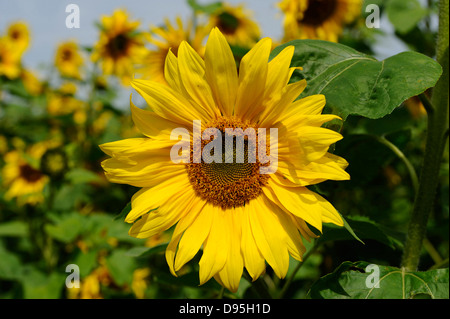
[401,0,449,271]
[375,136,419,194]
[277,244,317,299]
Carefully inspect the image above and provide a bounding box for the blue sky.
[0,0,286,69]
[1,0,415,107]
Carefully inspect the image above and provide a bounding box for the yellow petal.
[204,28,238,117]
[248,196,290,279]
[174,203,214,271]
[213,207,243,292]
[263,45,295,106]
[264,179,323,231]
[164,49,182,92]
[131,79,208,126]
[199,206,230,285]
[165,199,206,276]
[130,99,185,139]
[125,174,188,223]
[177,41,218,120]
[239,204,266,281]
[235,37,272,121]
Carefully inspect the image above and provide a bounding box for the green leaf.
[187,0,223,14]
[386,0,428,34]
[0,221,29,237]
[20,267,65,299]
[270,40,442,120]
[114,201,131,221]
[0,243,23,280]
[105,249,136,286]
[320,216,405,249]
[65,168,102,184]
[308,261,449,299]
[126,242,168,258]
[44,213,84,243]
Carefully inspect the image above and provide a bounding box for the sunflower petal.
[204,28,238,117]
[177,41,218,119]
[235,37,272,120]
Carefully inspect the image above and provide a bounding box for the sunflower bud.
[40,148,68,180]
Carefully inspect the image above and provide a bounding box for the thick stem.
[401,0,449,271]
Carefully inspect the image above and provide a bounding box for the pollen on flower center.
[186,117,269,209]
[107,33,130,58]
[301,0,338,26]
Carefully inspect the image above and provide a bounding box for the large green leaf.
[386,0,429,35]
[308,261,449,299]
[270,40,442,120]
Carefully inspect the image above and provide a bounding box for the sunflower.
[6,22,30,55]
[100,28,349,292]
[207,3,261,47]
[0,37,21,79]
[47,82,85,117]
[21,69,43,96]
[55,41,84,80]
[2,143,50,206]
[91,9,147,85]
[137,17,207,84]
[279,0,362,42]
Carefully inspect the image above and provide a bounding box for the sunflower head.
[280,0,362,42]
[100,28,349,292]
[55,41,84,80]
[6,22,30,54]
[0,37,22,79]
[137,17,208,84]
[208,3,261,47]
[2,146,49,206]
[91,9,148,85]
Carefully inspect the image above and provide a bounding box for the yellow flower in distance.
[279,0,362,42]
[100,28,349,292]
[2,143,51,206]
[6,22,30,55]
[91,9,147,85]
[208,3,261,47]
[0,37,21,79]
[55,41,84,79]
[137,17,207,84]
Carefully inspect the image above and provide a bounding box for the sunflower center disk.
[301,0,337,26]
[186,118,269,209]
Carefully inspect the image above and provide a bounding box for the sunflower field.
[0,0,448,304]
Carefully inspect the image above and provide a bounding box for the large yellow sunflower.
[137,17,207,84]
[91,9,148,85]
[55,41,84,80]
[100,28,349,292]
[279,0,362,42]
[207,3,261,47]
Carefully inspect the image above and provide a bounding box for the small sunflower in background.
[2,142,56,206]
[208,2,260,47]
[91,9,148,86]
[54,41,84,80]
[100,28,349,292]
[0,37,22,79]
[20,69,44,96]
[137,17,207,84]
[46,82,85,117]
[6,22,30,55]
[279,0,362,42]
